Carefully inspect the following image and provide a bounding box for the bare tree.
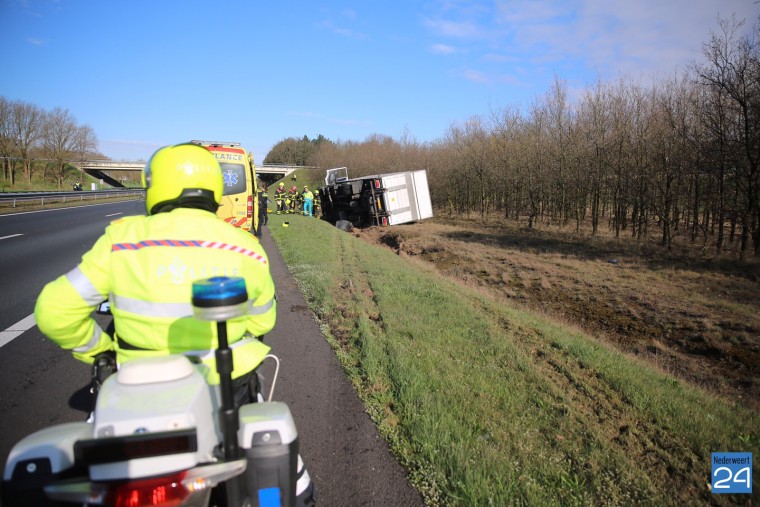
[73,123,98,182]
[695,15,760,258]
[10,100,44,184]
[577,80,615,235]
[41,108,80,189]
[524,101,550,228]
[0,97,16,184]
[491,104,523,220]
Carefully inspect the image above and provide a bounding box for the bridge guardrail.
[0,190,145,210]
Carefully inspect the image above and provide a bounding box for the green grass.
[268,213,758,506]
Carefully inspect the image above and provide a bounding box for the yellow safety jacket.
[34,208,275,384]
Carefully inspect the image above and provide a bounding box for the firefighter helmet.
[143,143,223,215]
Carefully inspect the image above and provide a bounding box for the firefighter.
[34,143,276,402]
[256,185,269,238]
[274,182,287,214]
[302,186,314,217]
[312,188,321,216]
[288,185,299,214]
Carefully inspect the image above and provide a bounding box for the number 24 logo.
[713,466,751,490]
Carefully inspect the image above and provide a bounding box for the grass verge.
[268,213,758,506]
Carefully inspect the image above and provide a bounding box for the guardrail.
[0,190,145,210]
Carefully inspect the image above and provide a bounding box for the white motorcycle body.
[3,354,311,506]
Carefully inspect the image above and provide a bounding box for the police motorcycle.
[2,276,315,507]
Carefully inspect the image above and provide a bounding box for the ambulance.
[190,140,258,233]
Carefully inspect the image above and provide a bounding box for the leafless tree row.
[0,97,99,188]
[311,16,759,258]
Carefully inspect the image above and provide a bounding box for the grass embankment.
[268,213,757,506]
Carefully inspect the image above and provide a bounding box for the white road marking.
[0,314,36,348]
[0,234,23,241]
[105,212,123,217]
[0,200,141,217]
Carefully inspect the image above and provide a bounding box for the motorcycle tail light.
[110,471,192,507]
[43,461,246,506]
[107,461,245,507]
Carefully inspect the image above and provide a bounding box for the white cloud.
[423,17,488,39]
[430,43,458,55]
[494,0,757,79]
[425,0,757,88]
[461,68,490,84]
[318,19,367,40]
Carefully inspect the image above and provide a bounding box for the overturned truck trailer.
[318,167,433,227]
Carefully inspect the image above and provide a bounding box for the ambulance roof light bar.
[190,140,241,147]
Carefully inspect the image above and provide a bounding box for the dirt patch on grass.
[352,215,760,411]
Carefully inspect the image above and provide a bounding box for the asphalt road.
[258,222,424,506]
[0,203,424,506]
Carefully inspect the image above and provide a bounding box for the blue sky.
[1,0,756,162]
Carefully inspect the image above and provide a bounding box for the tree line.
[0,97,100,188]
[267,16,759,258]
[4,16,757,257]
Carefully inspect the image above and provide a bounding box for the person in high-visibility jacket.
[312,188,321,216]
[256,185,269,238]
[34,143,276,402]
[274,182,287,214]
[288,185,299,214]
[302,186,314,216]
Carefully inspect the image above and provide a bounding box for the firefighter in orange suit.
[34,143,275,400]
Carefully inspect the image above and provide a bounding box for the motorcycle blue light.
[192,277,248,308]
[192,277,249,321]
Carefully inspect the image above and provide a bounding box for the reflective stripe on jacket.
[34,208,276,384]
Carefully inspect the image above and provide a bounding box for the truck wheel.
[336,220,353,232]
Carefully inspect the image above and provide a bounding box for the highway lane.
[0,200,146,480]
[0,200,146,331]
[0,201,423,505]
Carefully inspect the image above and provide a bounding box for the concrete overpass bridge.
[79,161,144,188]
[80,161,306,188]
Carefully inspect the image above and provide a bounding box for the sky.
[1,0,757,162]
